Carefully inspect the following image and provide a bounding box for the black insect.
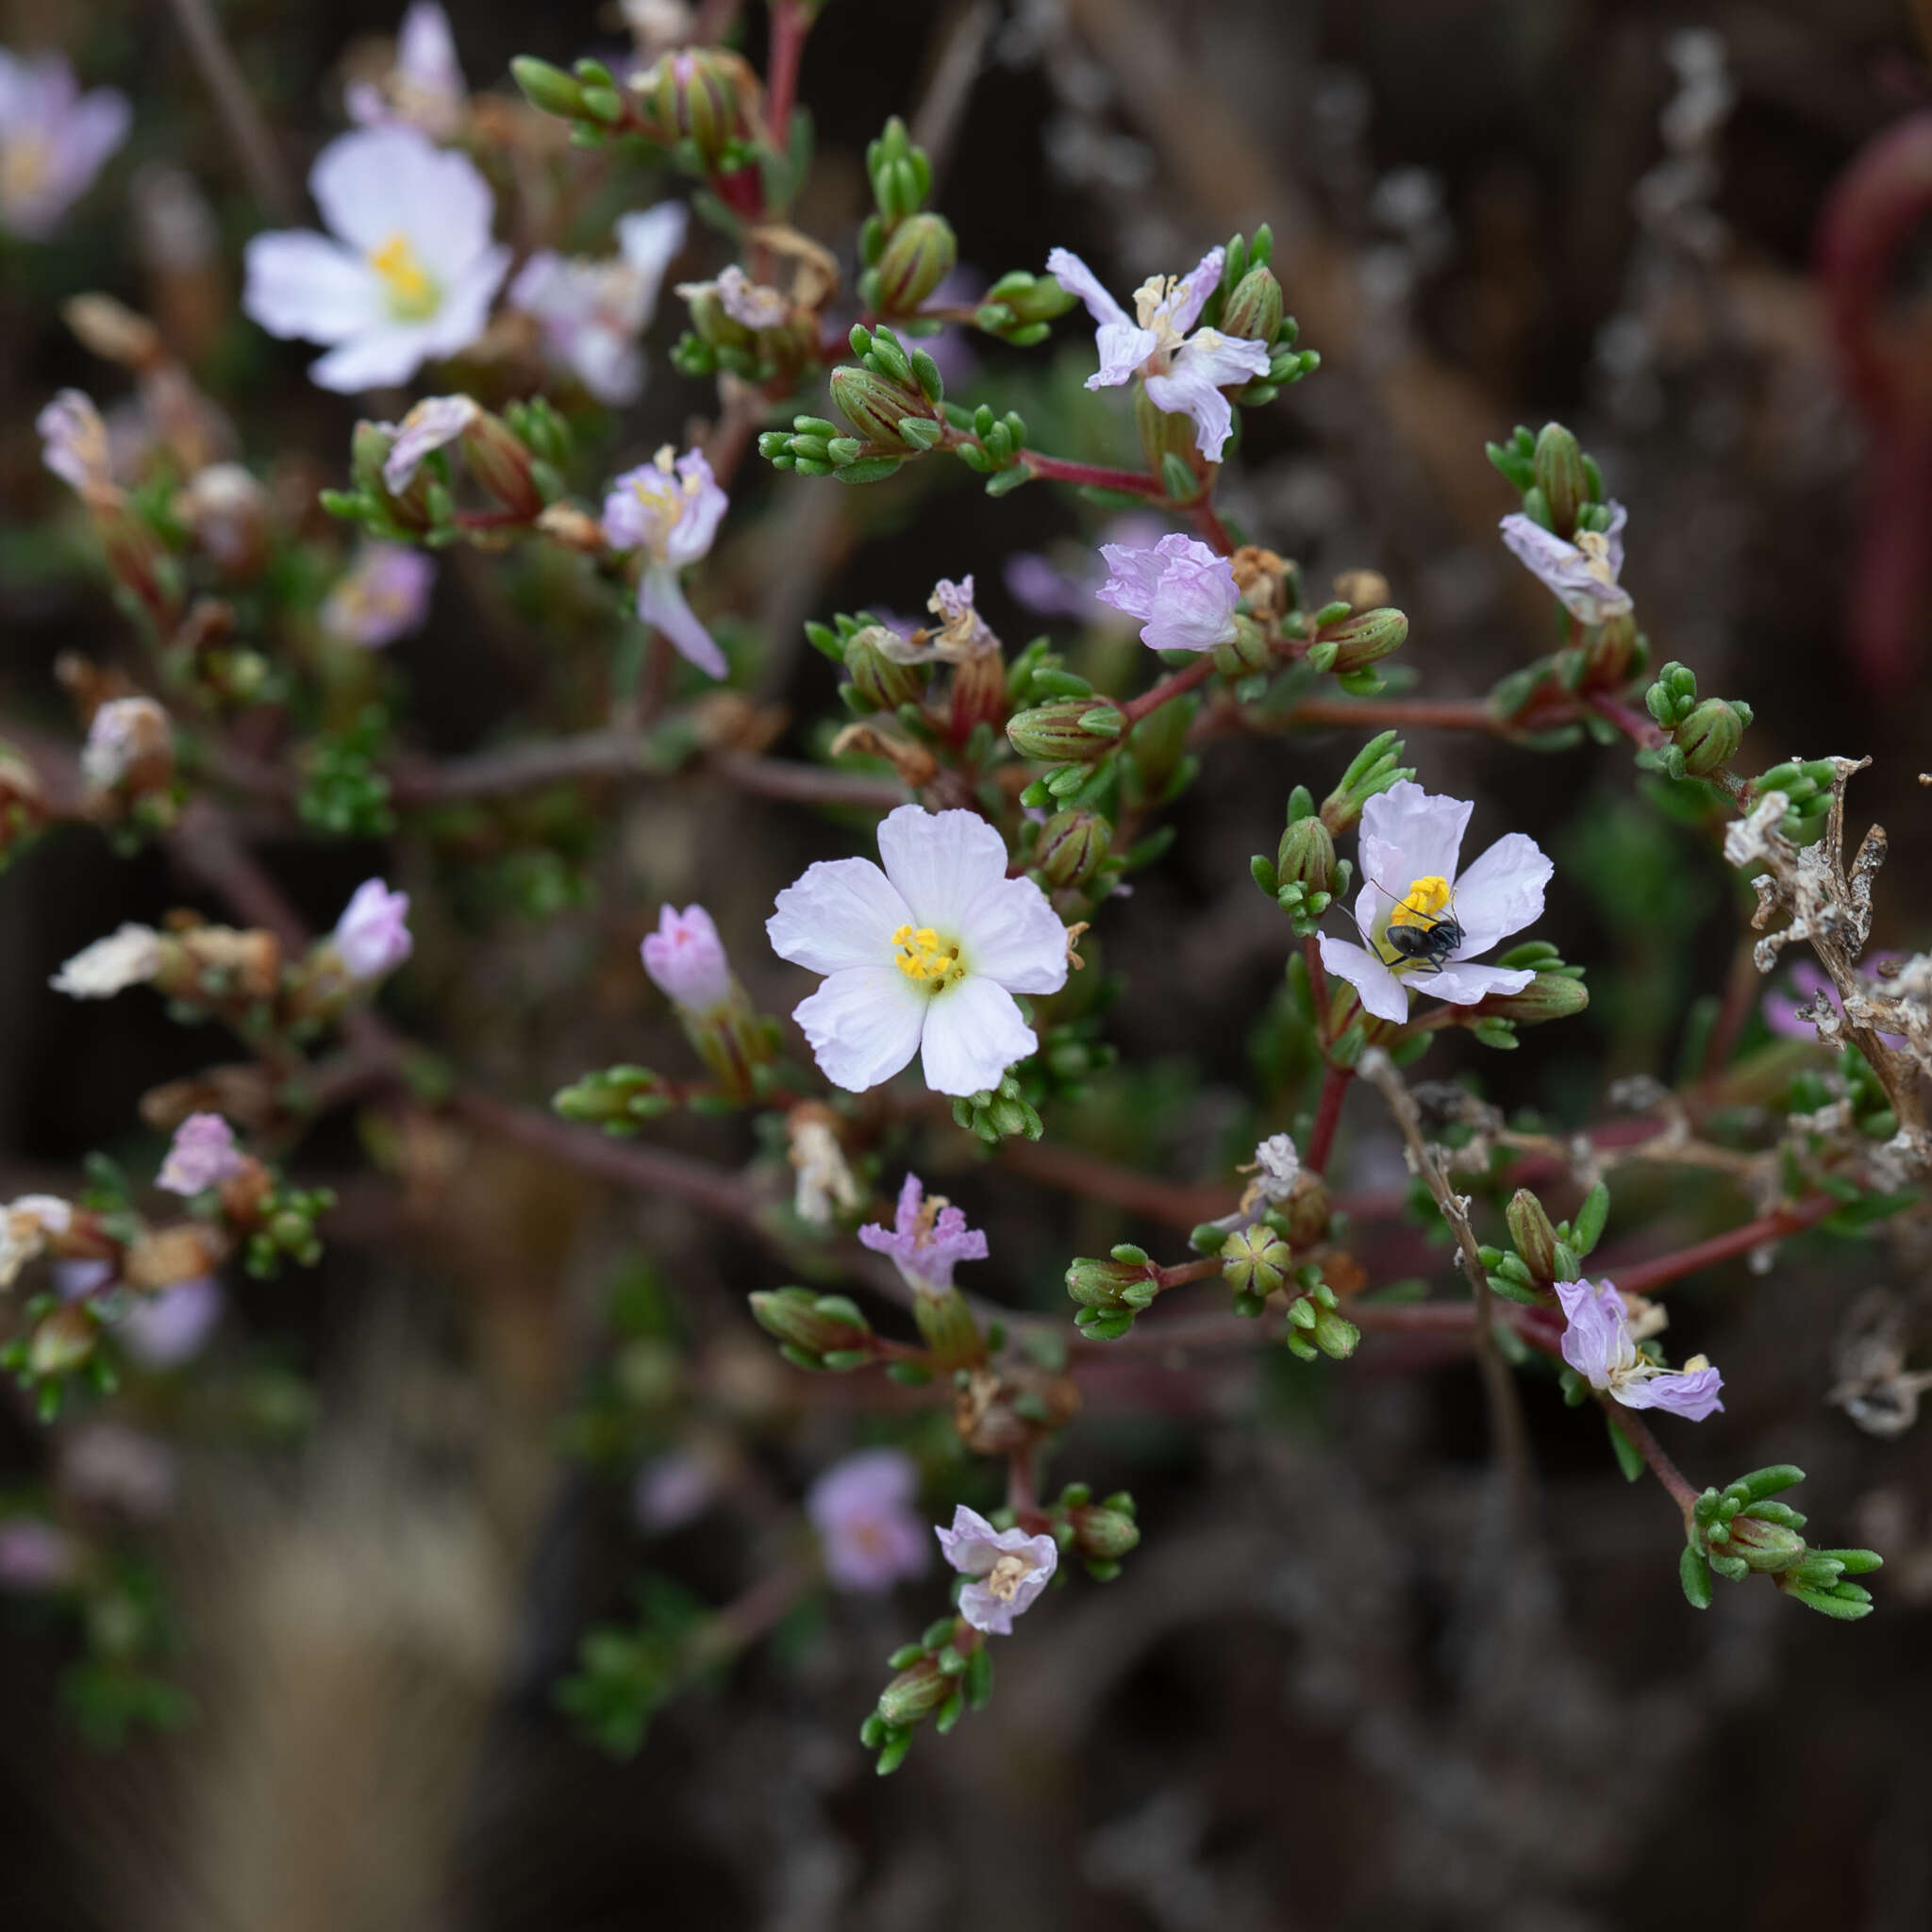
[1357,871,1464,970]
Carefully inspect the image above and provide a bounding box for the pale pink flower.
[1317,781,1552,1024]
[379,392,481,495]
[641,904,733,1012]
[1499,505,1632,623]
[1046,244,1270,461]
[37,388,115,498]
[1556,1277,1724,1421]
[0,50,129,241]
[601,444,729,677]
[1096,533,1240,652]
[858,1174,987,1296]
[808,1448,929,1592]
[120,1276,224,1369]
[936,1504,1057,1635]
[320,543,436,647]
[242,125,509,392]
[157,1113,246,1197]
[331,878,412,980]
[0,1517,79,1591]
[633,1451,717,1532]
[767,806,1069,1097]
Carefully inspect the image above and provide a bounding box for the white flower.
[80,696,170,791]
[1046,244,1271,461]
[1316,781,1553,1024]
[0,50,129,241]
[509,203,689,405]
[345,2,466,139]
[1247,1134,1300,1203]
[601,445,729,677]
[935,1505,1058,1635]
[49,924,162,999]
[1499,504,1632,623]
[242,125,509,393]
[767,807,1070,1097]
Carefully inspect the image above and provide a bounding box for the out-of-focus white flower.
[320,543,436,648]
[808,1448,930,1592]
[37,388,116,501]
[789,1109,861,1226]
[0,50,129,241]
[80,696,171,791]
[601,445,729,677]
[242,125,509,392]
[49,924,162,1000]
[767,806,1070,1097]
[331,878,412,980]
[157,1114,247,1197]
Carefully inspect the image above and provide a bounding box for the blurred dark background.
[5,1,1932,1926]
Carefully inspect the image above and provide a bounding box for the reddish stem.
[1120,652,1218,725]
[1609,1196,1837,1297]
[763,0,810,152]
[1019,450,1168,498]
[1587,691,1667,750]
[1601,1401,1700,1522]
[1306,1063,1353,1174]
[1191,494,1236,557]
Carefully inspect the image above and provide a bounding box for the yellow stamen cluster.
[1575,530,1619,589]
[1388,874,1452,930]
[892,924,964,988]
[985,1553,1033,1602]
[369,233,440,320]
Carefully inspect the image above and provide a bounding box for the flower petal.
[308,324,438,393]
[876,806,1010,926]
[1618,1363,1724,1421]
[1498,512,1634,623]
[1358,781,1472,916]
[1141,361,1236,462]
[919,977,1037,1096]
[1090,320,1159,387]
[310,125,495,279]
[242,232,381,343]
[935,1504,1003,1576]
[638,564,726,678]
[768,858,911,974]
[414,242,511,358]
[1044,247,1128,330]
[1404,961,1535,1006]
[1168,246,1226,333]
[792,965,925,1093]
[958,875,1069,994]
[1317,935,1410,1024]
[1448,831,1552,959]
[1554,1277,1626,1389]
[617,202,689,302]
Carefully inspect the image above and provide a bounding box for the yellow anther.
[1575,530,1619,589]
[891,923,963,986]
[369,233,440,319]
[1388,875,1452,930]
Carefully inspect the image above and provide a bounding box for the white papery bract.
[1316,780,1552,1024]
[242,126,509,393]
[767,807,1069,1097]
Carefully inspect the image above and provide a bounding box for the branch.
[163,0,297,221]
[1608,1195,1837,1297]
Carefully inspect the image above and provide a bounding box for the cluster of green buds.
[3,1292,116,1421]
[949,400,1033,494]
[748,1287,882,1373]
[554,1064,675,1134]
[1642,660,1753,780]
[322,404,565,543]
[1251,784,1351,936]
[298,704,395,838]
[1677,1466,1883,1620]
[857,119,957,317]
[1745,757,1843,847]
[951,1070,1044,1146]
[241,1180,337,1278]
[1486,420,1608,545]
[804,607,933,714]
[1066,1243,1162,1341]
[1200,227,1320,407]
[758,325,945,482]
[512,48,763,175]
[1281,1271,1359,1361]
[1054,1481,1142,1577]
[1479,1182,1608,1305]
[865,1611,993,1774]
[970,270,1077,345]
[1299,604,1410,696]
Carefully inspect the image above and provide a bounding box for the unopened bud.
[1275,814,1335,894]
[1071,1505,1141,1561]
[511,55,587,118]
[1471,972,1590,1024]
[911,1285,984,1367]
[1505,1189,1560,1282]
[1532,422,1588,540]
[460,411,543,519]
[749,1287,872,1364]
[875,1658,951,1725]
[1213,613,1273,678]
[874,212,958,314]
[1728,1515,1807,1574]
[634,47,760,167]
[1281,1171,1332,1249]
[843,627,927,710]
[1221,1224,1291,1300]
[1586,609,1639,685]
[1674,698,1743,776]
[1324,607,1408,673]
[1220,263,1283,343]
[30,1306,96,1377]
[829,364,937,450]
[1311,1307,1360,1360]
[1065,1256,1157,1311]
[1007,699,1121,764]
[1036,809,1110,889]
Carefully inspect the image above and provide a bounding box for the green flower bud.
[633,47,758,167]
[749,1287,872,1362]
[829,364,939,450]
[1725,1516,1808,1575]
[1221,1224,1291,1300]
[1325,607,1408,674]
[1007,700,1122,764]
[1213,614,1273,678]
[1311,1307,1360,1360]
[511,56,587,119]
[1071,1506,1141,1562]
[1036,809,1111,889]
[843,626,928,710]
[1275,814,1335,895]
[1469,972,1590,1024]
[30,1305,95,1376]
[460,410,542,519]
[1587,610,1640,686]
[875,1658,952,1725]
[1674,698,1743,776]
[1220,263,1284,343]
[1505,1189,1560,1283]
[1320,729,1414,834]
[874,212,958,314]
[910,1286,983,1367]
[1066,1255,1158,1310]
[1532,422,1588,540]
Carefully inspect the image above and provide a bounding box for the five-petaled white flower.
[1317,780,1553,1024]
[509,204,689,406]
[1499,504,1633,624]
[601,445,729,677]
[767,806,1070,1097]
[1556,1277,1724,1421]
[936,1504,1058,1635]
[1046,244,1270,462]
[0,49,129,242]
[242,125,510,393]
